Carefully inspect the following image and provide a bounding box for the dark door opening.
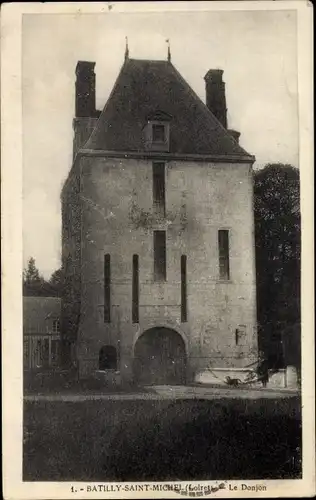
[134,327,186,385]
[99,345,117,370]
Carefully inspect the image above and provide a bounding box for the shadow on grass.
[104,399,301,481]
[24,397,301,481]
[24,370,150,395]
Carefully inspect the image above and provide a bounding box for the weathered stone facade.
[62,154,257,382]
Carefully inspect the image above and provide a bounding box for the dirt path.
[24,384,299,401]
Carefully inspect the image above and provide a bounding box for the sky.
[22,9,298,278]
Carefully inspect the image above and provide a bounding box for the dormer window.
[152,124,166,143]
[144,110,172,152]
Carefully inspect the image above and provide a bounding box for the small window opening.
[218,230,230,280]
[132,254,139,323]
[181,255,187,322]
[104,254,111,322]
[154,230,166,282]
[153,162,165,216]
[52,319,60,333]
[99,345,117,370]
[152,124,165,142]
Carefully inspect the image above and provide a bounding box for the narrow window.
[52,319,60,333]
[51,339,60,366]
[99,345,117,370]
[104,254,111,322]
[132,254,139,323]
[36,340,42,368]
[43,339,49,368]
[154,231,166,282]
[181,255,187,322]
[23,339,29,366]
[152,124,165,142]
[218,230,230,280]
[153,162,165,216]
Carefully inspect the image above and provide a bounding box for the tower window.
[181,255,187,322]
[132,254,139,323]
[218,230,230,280]
[152,124,165,142]
[153,162,165,216]
[144,112,171,152]
[104,254,111,322]
[154,231,166,282]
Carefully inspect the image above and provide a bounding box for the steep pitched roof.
[23,297,61,335]
[84,58,252,159]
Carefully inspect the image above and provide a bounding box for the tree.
[23,257,41,284]
[23,257,54,297]
[49,267,65,297]
[254,163,300,372]
[23,258,66,297]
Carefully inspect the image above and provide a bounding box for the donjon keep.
[61,48,258,385]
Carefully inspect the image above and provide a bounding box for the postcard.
[1,1,314,498]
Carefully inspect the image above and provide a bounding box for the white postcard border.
[1,2,314,499]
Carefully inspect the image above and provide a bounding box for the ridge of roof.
[84,57,254,160]
[128,58,171,63]
[23,296,61,302]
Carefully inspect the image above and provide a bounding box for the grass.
[23,397,301,481]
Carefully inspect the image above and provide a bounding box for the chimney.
[73,61,101,158]
[75,61,97,118]
[204,69,227,129]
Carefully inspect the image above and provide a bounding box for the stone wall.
[61,166,82,363]
[66,155,258,381]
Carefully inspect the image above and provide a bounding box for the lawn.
[23,396,301,481]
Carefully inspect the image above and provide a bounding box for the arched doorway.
[99,345,117,370]
[134,327,186,385]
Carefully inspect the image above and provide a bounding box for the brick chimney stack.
[204,69,227,129]
[73,61,101,159]
[75,61,98,118]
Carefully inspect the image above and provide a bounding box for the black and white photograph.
[1,2,314,498]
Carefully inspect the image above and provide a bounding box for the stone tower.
[61,54,258,384]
